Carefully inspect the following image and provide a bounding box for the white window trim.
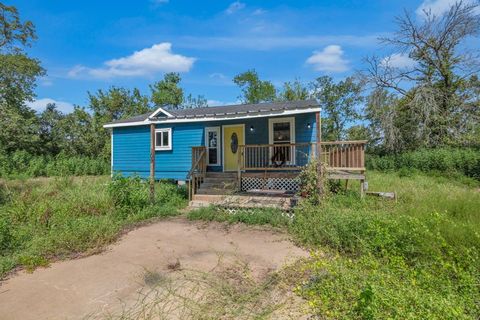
[268,117,296,165]
[155,128,172,151]
[205,127,221,166]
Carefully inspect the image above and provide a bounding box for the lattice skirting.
[241,176,300,192]
[217,206,295,218]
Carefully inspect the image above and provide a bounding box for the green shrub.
[0,176,186,278]
[188,206,290,228]
[0,151,110,179]
[291,172,480,319]
[108,175,149,209]
[367,148,480,179]
[0,216,12,255]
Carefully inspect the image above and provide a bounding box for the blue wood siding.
[112,112,318,180]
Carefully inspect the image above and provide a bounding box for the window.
[268,117,295,164]
[205,127,220,165]
[155,128,172,150]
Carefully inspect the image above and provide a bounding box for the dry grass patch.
[103,259,310,320]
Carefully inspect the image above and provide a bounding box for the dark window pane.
[208,148,218,164]
[155,132,162,147]
[273,122,290,143]
[162,131,169,146]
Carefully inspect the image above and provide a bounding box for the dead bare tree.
[364,1,480,149]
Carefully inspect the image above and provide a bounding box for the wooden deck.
[187,141,367,208]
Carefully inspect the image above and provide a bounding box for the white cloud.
[209,72,227,79]
[68,43,195,79]
[226,1,245,14]
[252,8,267,15]
[416,0,478,17]
[27,98,75,113]
[381,53,417,69]
[306,45,349,72]
[40,77,53,87]
[207,99,238,106]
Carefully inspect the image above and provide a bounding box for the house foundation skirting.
[240,172,300,192]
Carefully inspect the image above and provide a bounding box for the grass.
[0,175,187,278]
[187,206,291,228]
[1,170,479,318]
[189,170,480,319]
[100,258,304,320]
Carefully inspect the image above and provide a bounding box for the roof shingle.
[106,99,319,126]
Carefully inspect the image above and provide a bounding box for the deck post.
[237,147,242,191]
[316,112,323,195]
[149,123,155,203]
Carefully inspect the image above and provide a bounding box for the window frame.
[155,128,172,151]
[268,117,296,165]
[205,126,221,166]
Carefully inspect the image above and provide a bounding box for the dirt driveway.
[0,217,308,319]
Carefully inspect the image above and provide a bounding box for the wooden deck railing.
[187,146,207,201]
[238,140,366,172]
[320,140,366,171]
[239,143,313,171]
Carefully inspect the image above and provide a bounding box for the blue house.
[105,99,366,200]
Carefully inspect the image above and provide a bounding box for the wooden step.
[189,200,212,208]
[200,181,237,189]
[201,178,237,184]
[205,172,237,178]
[192,194,227,202]
[196,188,236,195]
[191,194,296,211]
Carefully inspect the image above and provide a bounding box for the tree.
[0,102,39,153]
[233,69,276,103]
[150,72,184,109]
[346,125,371,142]
[0,53,44,112]
[279,80,310,101]
[0,4,44,153]
[311,76,364,141]
[56,107,98,157]
[364,88,401,152]
[183,94,208,109]
[365,1,480,148]
[88,87,150,123]
[38,103,64,155]
[0,3,36,51]
[88,87,151,158]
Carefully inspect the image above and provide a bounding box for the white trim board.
[268,116,296,144]
[154,128,172,151]
[205,126,221,166]
[110,131,113,177]
[103,107,321,128]
[268,117,296,165]
[149,106,174,118]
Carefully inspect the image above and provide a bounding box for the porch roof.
[104,99,320,128]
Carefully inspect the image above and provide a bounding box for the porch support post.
[237,146,242,191]
[150,123,155,203]
[316,111,323,195]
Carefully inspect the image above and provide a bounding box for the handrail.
[187,146,206,201]
[319,140,367,145]
[238,141,366,172]
[187,149,206,179]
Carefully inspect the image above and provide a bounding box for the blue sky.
[13,0,465,113]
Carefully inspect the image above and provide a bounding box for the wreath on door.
[230,133,238,154]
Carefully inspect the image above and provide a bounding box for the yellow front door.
[223,125,244,171]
